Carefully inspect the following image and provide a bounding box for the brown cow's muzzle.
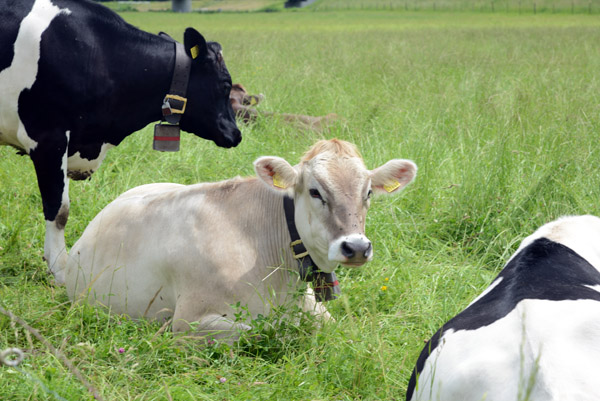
[331,234,373,267]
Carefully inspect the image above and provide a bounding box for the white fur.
[44,219,67,283]
[67,143,114,175]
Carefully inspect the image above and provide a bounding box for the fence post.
[171,0,191,12]
[533,2,536,13]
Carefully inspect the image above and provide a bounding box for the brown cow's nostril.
[341,241,355,259]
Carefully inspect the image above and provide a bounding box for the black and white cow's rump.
[407,215,600,401]
[0,0,241,283]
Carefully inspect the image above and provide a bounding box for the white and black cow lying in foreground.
[407,215,600,401]
[65,139,417,342]
[0,0,241,283]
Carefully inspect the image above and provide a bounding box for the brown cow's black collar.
[283,195,341,302]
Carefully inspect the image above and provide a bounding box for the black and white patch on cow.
[0,0,241,283]
[407,215,600,401]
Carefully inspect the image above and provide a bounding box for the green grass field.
[100,0,600,12]
[1,7,600,401]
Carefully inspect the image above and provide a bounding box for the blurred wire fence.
[310,0,600,13]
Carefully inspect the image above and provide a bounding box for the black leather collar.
[283,196,341,302]
[159,33,192,125]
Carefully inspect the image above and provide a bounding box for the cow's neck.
[250,181,339,298]
[94,33,176,145]
[243,180,304,284]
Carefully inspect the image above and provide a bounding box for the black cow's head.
[180,28,241,148]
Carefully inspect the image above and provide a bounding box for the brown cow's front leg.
[172,296,251,345]
[29,131,70,284]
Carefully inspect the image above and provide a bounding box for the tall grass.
[1,9,599,400]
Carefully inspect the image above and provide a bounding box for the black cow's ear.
[184,28,208,61]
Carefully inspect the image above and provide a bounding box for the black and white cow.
[0,0,241,283]
[407,215,600,401]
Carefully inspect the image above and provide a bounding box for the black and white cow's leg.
[29,131,70,284]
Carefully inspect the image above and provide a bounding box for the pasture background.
[103,0,600,13]
[1,6,600,400]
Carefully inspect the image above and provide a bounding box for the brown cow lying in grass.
[230,83,340,133]
[65,139,417,343]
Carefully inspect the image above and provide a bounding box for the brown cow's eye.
[309,189,325,205]
[309,189,322,199]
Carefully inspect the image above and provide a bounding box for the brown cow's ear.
[184,28,208,60]
[370,159,417,195]
[254,156,298,195]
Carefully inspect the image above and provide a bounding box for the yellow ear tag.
[190,45,200,59]
[383,181,401,193]
[272,173,287,189]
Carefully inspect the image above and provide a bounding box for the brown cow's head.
[254,139,417,272]
[229,83,264,123]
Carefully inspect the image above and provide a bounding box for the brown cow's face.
[294,149,372,270]
[230,84,263,110]
[229,84,264,123]
[254,139,417,273]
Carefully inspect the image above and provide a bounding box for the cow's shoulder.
[449,237,600,336]
[516,215,600,274]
